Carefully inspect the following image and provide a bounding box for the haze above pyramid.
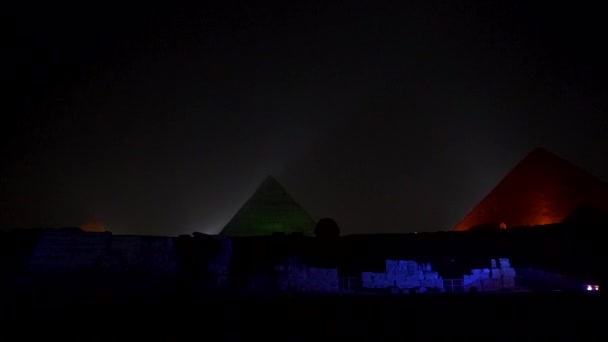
[453,147,608,231]
[220,176,316,237]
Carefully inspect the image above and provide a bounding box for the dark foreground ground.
[2,289,605,340]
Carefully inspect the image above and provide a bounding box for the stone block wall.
[20,231,234,289]
[362,260,444,292]
[28,231,111,272]
[276,262,339,293]
[463,258,517,292]
[109,235,177,275]
[18,230,529,295]
[207,235,232,276]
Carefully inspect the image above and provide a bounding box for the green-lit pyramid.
[220,176,316,236]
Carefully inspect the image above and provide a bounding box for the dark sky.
[3,2,607,236]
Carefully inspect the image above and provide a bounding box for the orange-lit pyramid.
[79,217,107,233]
[453,147,608,231]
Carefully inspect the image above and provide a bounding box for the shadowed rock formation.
[453,147,608,231]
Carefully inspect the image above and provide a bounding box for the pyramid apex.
[262,174,280,184]
[529,146,549,154]
[79,216,106,233]
[520,147,565,162]
[534,145,561,154]
[255,175,284,193]
[220,176,316,236]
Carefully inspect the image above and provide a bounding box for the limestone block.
[499,258,510,269]
[386,260,399,273]
[420,279,432,288]
[406,261,419,271]
[481,278,498,291]
[501,268,516,277]
[424,271,439,280]
[502,276,515,288]
[376,273,389,288]
[480,269,491,280]
[29,231,112,272]
[361,272,374,287]
[491,268,502,279]
[111,236,142,268]
[377,274,393,288]
[396,279,420,289]
[393,273,406,282]
[303,267,339,293]
[363,272,391,288]
[464,273,483,286]
[406,274,421,282]
[491,259,497,268]
[469,280,482,290]
[421,279,442,288]
[394,269,407,278]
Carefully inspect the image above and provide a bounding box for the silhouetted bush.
[314,218,340,238]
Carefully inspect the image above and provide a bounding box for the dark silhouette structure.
[314,218,340,238]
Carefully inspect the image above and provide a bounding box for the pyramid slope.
[453,148,608,231]
[79,217,106,233]
[220,176,316,236]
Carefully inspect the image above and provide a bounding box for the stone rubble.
[276,261,339,293]
[361,260,444,292]
[463,258,517,292]
[22,230,235,289]
[20,230,524,295]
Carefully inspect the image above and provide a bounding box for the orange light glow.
[79,217,106,232]
[453,148,608,231]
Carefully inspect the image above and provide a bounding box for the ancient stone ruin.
[275,260,339,294]
[9,228,532,295]
[18,230,232,290]
[463,258,517,292]
[360,258,519,294]
[361,260,444,293]
[207,235,232,278]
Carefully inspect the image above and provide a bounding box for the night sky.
[4,2,607,236]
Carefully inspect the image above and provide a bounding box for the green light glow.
[220,176,316,236]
